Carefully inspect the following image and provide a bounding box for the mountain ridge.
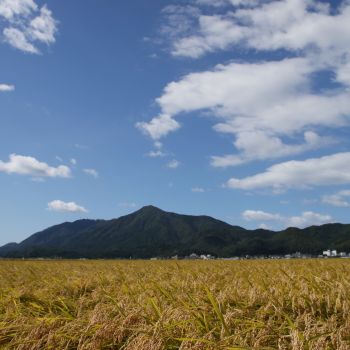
[1,206,349,258]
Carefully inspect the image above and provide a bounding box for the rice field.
[0,259,350,350]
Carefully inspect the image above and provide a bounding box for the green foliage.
[1,206,350,258]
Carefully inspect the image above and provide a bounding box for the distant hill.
[1,206,350,258]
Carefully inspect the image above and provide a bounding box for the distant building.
[323,249,337,257]
[200,254,215,260]
[323,250,331,257]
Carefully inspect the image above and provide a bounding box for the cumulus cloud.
[0,154,71,178]
[28,5,57,44]
[136,114,181,140]
[0,0,37,20]
[322,190,350,207]
[137,57,350,166]
[169,0,350,59]
[211,131,329,167]
[83,168,99,178]
[227,152,350,191]
[0,83,15,91]
[139,0,350,174]
[166,159,180,169]
[0,0,58,53]
[242,209,333,229]
[242,210,282,222]
[287,212,333,228]
[47,200,88,213]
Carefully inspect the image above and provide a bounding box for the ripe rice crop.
[0,259,350,349]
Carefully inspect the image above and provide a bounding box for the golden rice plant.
[0,259,350,349]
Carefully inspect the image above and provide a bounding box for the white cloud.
[196,0,259,8]
[83,168,99,178]
[287,212,333,228]
[147,150,167,158]
[0,83,15,91]
[139,1,350,172]
[259,223,270,230]
[227,152,350,191]
[166,159,180,169]
[70,158,77,165]
[3,27,39,53]
[169,0,350,59]
[0,0,37,20]
[211,131,328,167]
[138,57,350,166]
[243,210,282,222]
[136,114,180,140]
[242,209,333,229]
[191,187,205,192]
[28,5,57,44]
[161,5,200,40]
[154,141,163,149]
[322,190,350,207]
[0,0,58,53]
[0,154,71,178]
[146,141,168,157]
[47,200,88,213]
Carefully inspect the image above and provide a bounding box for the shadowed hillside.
[1,206,350,258]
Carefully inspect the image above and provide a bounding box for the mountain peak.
[1,206,349,259]
[137,205,164,213]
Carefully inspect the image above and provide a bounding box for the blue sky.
[1,0,350,245]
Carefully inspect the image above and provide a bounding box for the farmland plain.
[0,259,349,349]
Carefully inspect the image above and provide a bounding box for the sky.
[1,0,350,245]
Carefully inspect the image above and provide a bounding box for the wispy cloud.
[191,187,205,193]
[242,209,333,229]
[118,202,137,208]
[74,144,89,150]
[166,159,180,169]
[322,190,350,207]
[147,150,167,158]
[3,27,39,53]
[83,168,99,178]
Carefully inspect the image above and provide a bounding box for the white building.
[323,250,331,257]
[323,249,337,257]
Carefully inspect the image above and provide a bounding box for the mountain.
[1,206,350,258]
